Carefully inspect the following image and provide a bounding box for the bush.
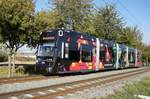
[0,51,8,62]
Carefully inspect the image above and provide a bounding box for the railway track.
[0,67,147,85]
[0,67,149,99]
[0,75,58,85]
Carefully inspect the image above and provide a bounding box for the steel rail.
[0,67,149,99]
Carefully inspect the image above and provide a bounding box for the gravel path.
[60,71,150,99]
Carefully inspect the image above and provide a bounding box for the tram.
[36,29,143,74]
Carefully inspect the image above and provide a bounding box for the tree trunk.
[147,57,148,66]
[8,54,12,77]
[148,57,149,66]
[12,53,15,76]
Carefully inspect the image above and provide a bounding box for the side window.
[129,52,132,62]
[129,51,135,63]
[100,46,105,62]
[65,43,69,59]
[133,52,135,62]
[137,52,141,62]
[120,50,126,61]
[129,52,131,62]
[69,50,80,62]
[100,45,113,63]
[109,47,114,62]
[105,47,112,62]
[82,51,92,62]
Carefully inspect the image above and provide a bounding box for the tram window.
[82,51,92,62]
[100,46,105,62]
[65,43,69,58]
[109,47,115,62]
[100,46,114,63]
[129,52,132,62]
[106,47,113,63]
[132,52,135,62]
[137,52,141,62]
[120,51,126,60]
[69,50,80,62]
[129,52,135,63]
[137,56,141,62]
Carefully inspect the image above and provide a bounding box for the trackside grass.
[0,66,29,77]
[0,55,37,77]
[103,77,150,99]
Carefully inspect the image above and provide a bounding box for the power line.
[117,0,144,30]
[101,0,131,27]
[102,0,109,5]
[102,0,144,30]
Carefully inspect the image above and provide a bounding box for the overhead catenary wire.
[102,0,144,31]
[117,0,144,30]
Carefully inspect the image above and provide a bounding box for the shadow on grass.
[0,62,142,77]
[0,63,41,75]
[15,64,42,75]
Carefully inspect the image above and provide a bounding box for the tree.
[49,0,93,32]
[0,0,35,77]
[120,26,143,48]
[93,4,124,41]
[141,44,150,65]
[28,10,63,48]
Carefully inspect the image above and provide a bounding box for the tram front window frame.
[37,41,55,57]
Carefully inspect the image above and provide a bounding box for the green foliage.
[0,0,146,58]
[29,10,65,47]
[92,4,124,41]
[15,66,25,74]
[0,0,142,50]
[50,0,93,32]
[0,0,36,76]
[142,44,150,63]
[0,50,8,62]
[0,0,148,77]
[119,26,143,47]
[104,78,150,99]
[0,0,35,53]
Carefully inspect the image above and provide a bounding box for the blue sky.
[35,0,150,44]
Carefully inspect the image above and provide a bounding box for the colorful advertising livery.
[36,29,143,74]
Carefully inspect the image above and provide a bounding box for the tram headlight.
[42,61,45,64]
[36,58,42,63]
[36,60,38,63]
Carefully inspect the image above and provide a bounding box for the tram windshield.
[37,42,55,57]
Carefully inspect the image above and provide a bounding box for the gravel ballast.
[0,67,149,94]
[61,70,150,99]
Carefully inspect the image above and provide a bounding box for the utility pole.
[66,17,73,30]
